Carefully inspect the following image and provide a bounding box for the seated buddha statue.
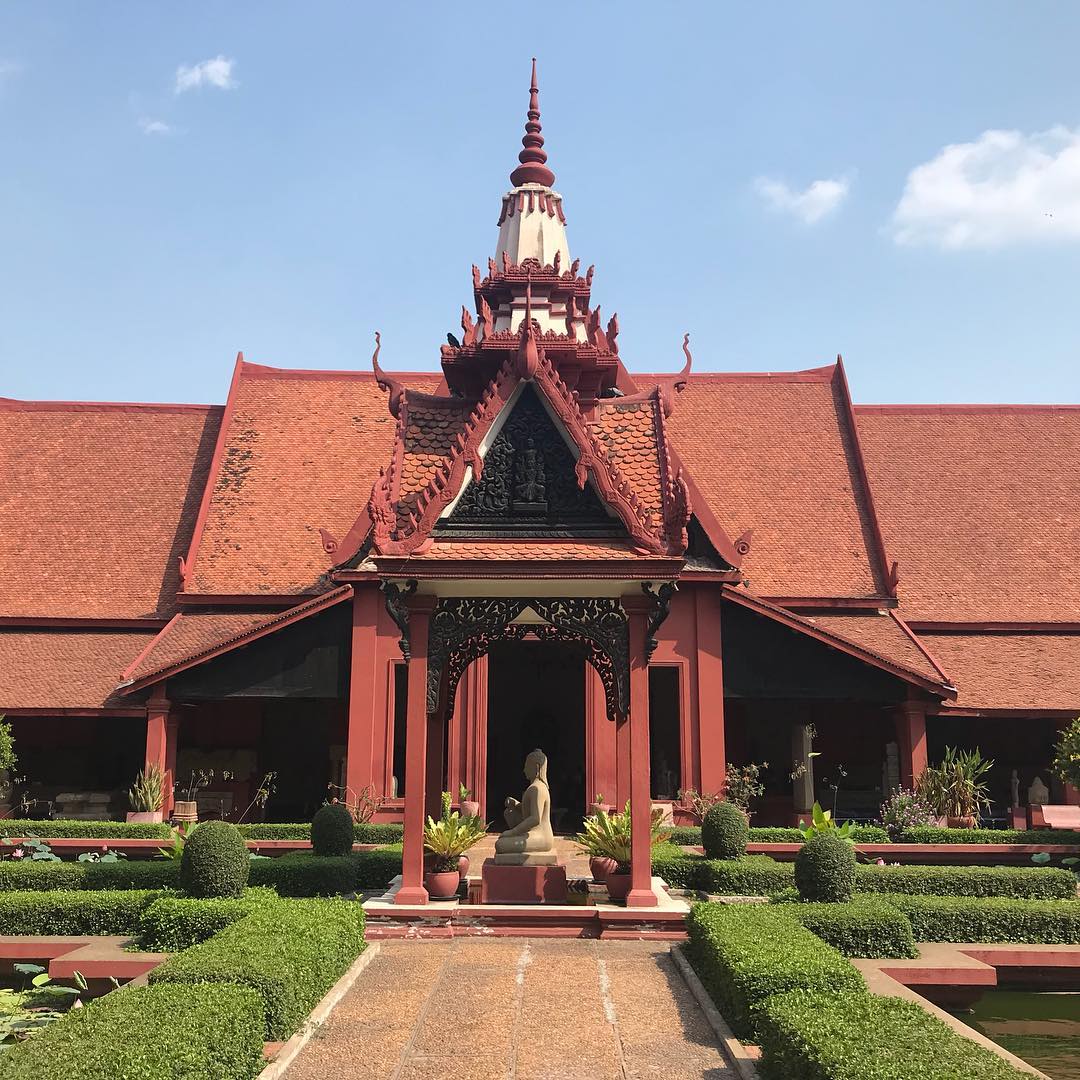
[494,749,556,864]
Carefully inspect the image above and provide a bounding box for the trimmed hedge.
[3,981,266,1080]
[787,896,917,958]
[654,852,795,895]
[249,846,402,896]
[755,987,1032,1080]
[150,897,366,1039]
[855,862,1077,899]
[685,902,864,1039]
[0,859,179,892]
[795,832,855,902]
[898,826,1080,846]
[236,821,405,844]
[0,819,173,840]
[702,802,749,859]
[138,888,279,951]
[0,888,161,935]
[671,824,891,846]
[312,803,356,857]
[882,894,1080,944]
[179,820,250,898]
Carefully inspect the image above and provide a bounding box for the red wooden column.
[397,595,436,905]
[145,687,177,815]
[694,586,727,797]
[625,600,658,908]
[896,696,928,790]
[345,586,381,802]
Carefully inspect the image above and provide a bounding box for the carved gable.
[438,385,621,537]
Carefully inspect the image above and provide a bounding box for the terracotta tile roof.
[397,539,676,561]
[0,629,156,710]
[397,396,473,530]
[664,368,886,598]
[807,612,947,685]
[590,398,664,519]
[855,406,1080,622]
[120,586,352,690]
[185,364,442,596]
[0,400,221,619]
[923,631,1080,711]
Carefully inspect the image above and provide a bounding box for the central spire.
[510,58,555,187]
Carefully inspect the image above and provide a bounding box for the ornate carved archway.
[426,597,630,722]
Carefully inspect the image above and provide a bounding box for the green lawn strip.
[149,896,366,1039]
[2,982,266,1080]
[754,988,1033,1080]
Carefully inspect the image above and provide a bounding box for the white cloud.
[754,174,851,225]
[138,117,172,135]
[174,55,236,94]
[892,126,1080,249]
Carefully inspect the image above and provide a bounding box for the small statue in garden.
[494,749,555,863]
[1028,775,1050,806]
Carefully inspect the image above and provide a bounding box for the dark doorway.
[486,640,587,833]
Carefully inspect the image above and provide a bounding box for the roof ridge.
[0,398,221,413]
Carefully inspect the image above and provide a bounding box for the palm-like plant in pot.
[127,765,165,823]
[576,802,670,900]
[422,812,486,899]
[918,746,993,828]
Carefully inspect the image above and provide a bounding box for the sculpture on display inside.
[494,748,556,864]
[1028,775,1050,806]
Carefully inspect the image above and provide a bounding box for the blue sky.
[1,3,1079,405]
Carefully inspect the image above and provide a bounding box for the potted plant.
[422,811,486,899]
[173,769,214,824]
[127,765,165,823]
[459,781,480,819]
[1051,716,1080,792]
[918,747,992,828]
[576,801,670,901]
[0,717,16,818]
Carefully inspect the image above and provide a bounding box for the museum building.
[2,66,1079,902]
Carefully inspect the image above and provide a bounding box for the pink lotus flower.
[12,847,23,859]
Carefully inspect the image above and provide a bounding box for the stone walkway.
[284,938,735,1080]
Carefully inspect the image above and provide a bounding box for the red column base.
[625,887,659,908]
[394,885,429,905]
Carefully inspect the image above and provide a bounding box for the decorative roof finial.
[510,58,556,188]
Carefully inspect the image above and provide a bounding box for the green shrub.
[882,894,1080,944]
[354,822,404,844]
[0,819,173,840]
[138,888,279,951]
[686,902,864,1039]
[795,832,856,902]
[3,981,265,1080]
[235,821,404,844]
[150,897,366,1039]
[898,826,1080,846]
[654,851,795,895]
[855,862,1076,899]
[249,846,402,896]
[311,803,356,856]
[787,896,917,958]
[0,889,161,935]
[702,802,749,859]
[755,987,1032,1080]
[668,825,702,846]
[180,820,250,898]
[0,859,178,892]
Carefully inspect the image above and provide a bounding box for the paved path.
[284,938,735,1080]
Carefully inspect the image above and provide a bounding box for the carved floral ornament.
[424,597,630,720]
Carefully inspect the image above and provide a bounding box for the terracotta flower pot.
[172,801,198,824]
[126,811,164,824]
[590,856,618,883]
[460,800,480,818]
[424,869,462,900]
[605,870,632,902]
[947,815,977,829]
[458,854,470,880]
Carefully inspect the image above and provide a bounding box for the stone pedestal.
[480,859,568,904]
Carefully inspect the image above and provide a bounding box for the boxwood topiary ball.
[794,831,856,902]
[179,821,250,898]
[311,802,355,857]
[701,801,749,860]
